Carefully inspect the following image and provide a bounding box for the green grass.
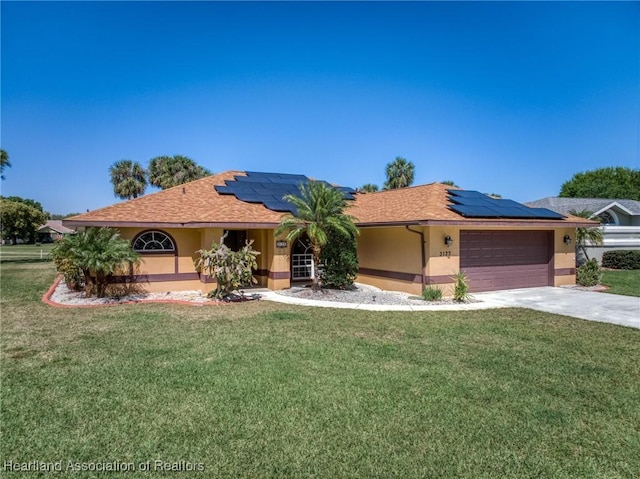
[0,243,54,263]
[1,262,639,478]
[602,269,640,297]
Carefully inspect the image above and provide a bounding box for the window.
[598,211,617,225]
[132,231,175,252]
[223,230,248,251]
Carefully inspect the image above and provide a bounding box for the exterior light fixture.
[563,235,572,245]
[444,235,453,247]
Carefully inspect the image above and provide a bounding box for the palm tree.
[383,156,415,190]
[360,183,379,193]
[148,155,211,189]
[275,181,359,291]
[1,149,11,180]
[52,227,140,298]
[109,160,147,199]
[569,210,604,262]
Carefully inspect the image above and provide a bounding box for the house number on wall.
[439,251,451,257]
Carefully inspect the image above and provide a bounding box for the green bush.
[602,250,640,270]
[577,258,603,287]
[51,227,140,298]
[319,228,359,289]
[452,271,471,302]
[422,286,443,301]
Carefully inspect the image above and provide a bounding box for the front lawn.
[602,269,640,297]
[1,262,639,478]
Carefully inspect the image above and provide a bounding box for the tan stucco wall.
[115,227,280,292]
[356,227,425,296]
[268,232,291,290]
[357,225,579,296]
[554,227,577,286]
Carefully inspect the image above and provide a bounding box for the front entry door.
[291,237,313,280]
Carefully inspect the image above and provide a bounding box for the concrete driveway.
[474,287,640,329]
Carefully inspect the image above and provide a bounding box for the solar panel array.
[215,171,356,214]
[447,190,565,220]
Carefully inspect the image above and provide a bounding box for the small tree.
[0,199,47,244]
[195,233,260,300]
[319,228,359,289]
[275,181,359,291]
[51,228,140,298]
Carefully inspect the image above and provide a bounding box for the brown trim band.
[358,267,421,283]
[426,275,453,285]
[111,273,203,283]
[555,268,576,276]
[268,271,290,280]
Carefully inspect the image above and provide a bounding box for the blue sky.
[1,1,638,215]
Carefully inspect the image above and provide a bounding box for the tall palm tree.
[360,183,379,193]
[1,149,11,180]
[383,156,415,190]
[109,160,147,200]
[275,181,359,291]
[569,209,604,262]
[148,155,211,189]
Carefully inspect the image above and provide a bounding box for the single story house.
[64,171,595,295]
[36,220,76,243]
[526,197,640,263]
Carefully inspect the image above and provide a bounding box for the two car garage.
[460,230,554,292]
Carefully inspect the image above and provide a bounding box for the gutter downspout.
[406,225,426,292]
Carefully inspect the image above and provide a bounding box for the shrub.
[422,286,443,301]
[602,250,640,270]
[577,258,603,287]
[452,271,471,302]
[195,233,260,300]
[51,227,140,297]
[319,228,359,289]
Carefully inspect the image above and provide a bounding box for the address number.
[439,251,451,257]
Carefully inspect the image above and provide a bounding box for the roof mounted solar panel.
[449,196,494,207]
[447,189,565,220]
[447,189,487,198]
[450,205,503,217]
[218,171,355,213]
[527,208,565,219]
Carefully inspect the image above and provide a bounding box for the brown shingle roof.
[65,171,285,228]
[349,182,597,227]
[65,171,597,228]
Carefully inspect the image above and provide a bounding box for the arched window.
[132,231,176,252]
[597,211,617,225]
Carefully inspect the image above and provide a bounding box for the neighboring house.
[526,197,640,263]
[36,220,75,243]
[64,171,594,295]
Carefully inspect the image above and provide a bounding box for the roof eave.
[357,219,598,228]
[62,220,281,229]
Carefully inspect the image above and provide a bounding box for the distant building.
[36,220,75,243]
[526,197,640,262]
